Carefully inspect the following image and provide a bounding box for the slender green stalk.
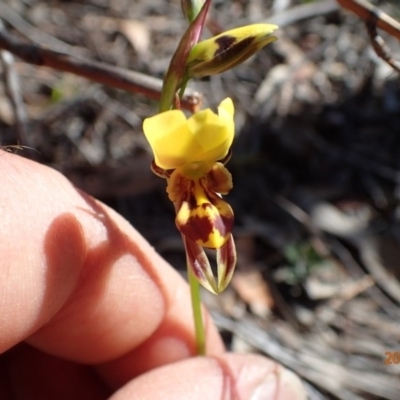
[177,74,190,101]
[159,75,177,112]
[187,259,206,355]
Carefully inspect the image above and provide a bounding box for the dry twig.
[367,21,400,73]
[0,29,200,112]
[337,0,400,41]
[337,0,400,72]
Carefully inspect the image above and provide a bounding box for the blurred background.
[1,0,400,398]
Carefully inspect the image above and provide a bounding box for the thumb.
[109,353,306,400]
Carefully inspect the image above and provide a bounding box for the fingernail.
[250,366,306,400]
[251,374,278,400]
[222,354,306,400]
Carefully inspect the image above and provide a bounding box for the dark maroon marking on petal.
[217,235,237,292]
[188,192,197,209]
[214,36,255,62]
[214,35,237,57]
[220,235,236,277]
[176,177,234,247]
[179,208,215,245]
[184,236,210,280]
[206,190,234,223]
[169,173,196,204]
[203,163,231,186]
[151,161,172,178]
[184,179,197,208]
[202,190,234,235]
[220,212,234,233]
[184,235,218,293]
[205,166,232,194]
[205,169,220,187]
[209,207,229,235]
[179,205,233,248]
[210,205,232,235]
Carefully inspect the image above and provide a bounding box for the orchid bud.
[187,24,278,78]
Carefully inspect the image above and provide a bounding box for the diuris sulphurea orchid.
[143,0,278,355]
[143,98,236,294]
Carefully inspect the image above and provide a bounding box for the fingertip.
[96,286,224,388]
[108,353,306,400]
[219,353,306,400]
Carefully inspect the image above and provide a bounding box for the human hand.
[0,151,306,399]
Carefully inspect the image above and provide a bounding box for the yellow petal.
[143,98,234,170]
[189,98,234,162]
[143,109,201,169]
[217,235,236,293]
[222,24,278,42]
[218,97,234,120]
[187,110,233,162]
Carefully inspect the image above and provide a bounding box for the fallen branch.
[0,29,200,112]
[367,20,400,73]
[337,0,400,72]
[337,0,400,42]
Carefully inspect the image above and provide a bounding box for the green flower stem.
[158,0,210,112]
[177,75,189,102]
[159,75,178,112]
[187,259,206,355]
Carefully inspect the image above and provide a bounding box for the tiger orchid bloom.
[143,98,237,294]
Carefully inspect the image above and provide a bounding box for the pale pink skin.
[0,151,306,400]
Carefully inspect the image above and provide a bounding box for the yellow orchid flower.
[187,24,278,78]
[142,98,237,294]
[143,97,234,170]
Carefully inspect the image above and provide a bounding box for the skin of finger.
[109,353,307,400]
[95,285,217,389]
[0,151,223,367]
